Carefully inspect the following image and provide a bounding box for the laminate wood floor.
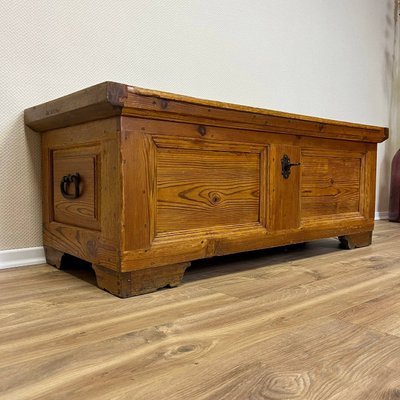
[2,221,400,399]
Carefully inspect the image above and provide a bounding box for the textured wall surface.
[0,0,395,250]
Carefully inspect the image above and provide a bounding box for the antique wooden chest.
[25,82,388,297]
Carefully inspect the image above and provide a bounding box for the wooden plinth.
[44,246,189,298]
[92,263,190,298]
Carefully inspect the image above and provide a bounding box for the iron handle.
[60,173,81,199]
[281,154,300,179]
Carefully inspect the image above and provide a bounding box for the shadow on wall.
[0,113,42,249]
[379,0,400,213]
[25,122,42,216]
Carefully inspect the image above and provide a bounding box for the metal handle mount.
[281,154,300,179]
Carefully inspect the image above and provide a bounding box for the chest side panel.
[52,146,101,231]
[42,118,121,269]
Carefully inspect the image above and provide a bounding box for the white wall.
[382,0,400,218]
[0,0,396,250]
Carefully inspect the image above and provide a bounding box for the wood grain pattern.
[363,149,378,221]
[43,246,64,269]
[52,146,100,231]
[338,231,372,249]
[126,85,388,139]
[121,219,374,270]
[120,129,156,250]
[24,82,388,143]
[2,221,400,399]
[93,262,190,297]
[123,117,377,152]
[301,149,363,219]
[122,91,387,143]
[156,147,261,233]
[268,144,301,230]
[24,81,127,131]
[41,118,121,270]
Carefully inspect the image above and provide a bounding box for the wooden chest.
[25,82,388,297]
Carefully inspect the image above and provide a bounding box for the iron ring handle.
[60,173,81,199]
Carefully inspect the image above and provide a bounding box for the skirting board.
[375,211,389,220]
[0,247,46,270]
[0,212,390,270]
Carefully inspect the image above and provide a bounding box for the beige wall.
[0,0,396,250]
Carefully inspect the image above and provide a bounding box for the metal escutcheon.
[281,154,300,179]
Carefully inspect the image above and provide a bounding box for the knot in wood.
[259,372,310,399]
[209,192,222,205]
[198,125,207,136]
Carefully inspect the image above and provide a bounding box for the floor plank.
[1,221,400,399]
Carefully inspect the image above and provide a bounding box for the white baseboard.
[375,211,389,220]
[0,246,46,270]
